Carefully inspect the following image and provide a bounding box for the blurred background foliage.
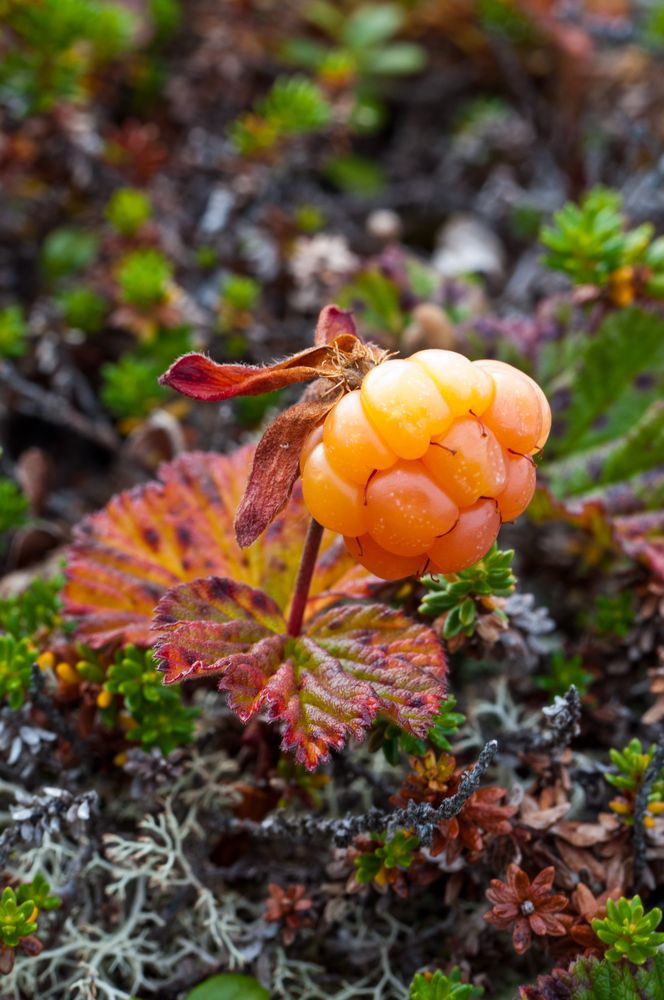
[3,0,664,998]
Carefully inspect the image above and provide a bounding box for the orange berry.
[365,460,458,556]
[411,349,494,417]
[422,416,506,507]
[300,424,323,474]
[496,452,536,521]
[301,443,368,536]
[428,499,501,575]
[360,359,452,460]
[476,359,551,452]
[474,360,543,454]
[345,535,426,581]
[323,390,397,484]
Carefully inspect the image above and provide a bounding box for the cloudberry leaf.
[151,577,447,769]
[64,448,366,647]
[547,400,664,498]
[305,604,447,733]
[554,308,664,456]
[151,577,286,685]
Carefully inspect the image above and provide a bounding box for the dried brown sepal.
[158,348,326,401]
[234,387,343,548]
[314,304,357,346]
[230,325,385,547]
[158,326,376,403]
[159,305,388,545]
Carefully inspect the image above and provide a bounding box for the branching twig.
[633,735,664,886]
[231,740,498,847]
[500,686,581,755]
[0,361,118,450]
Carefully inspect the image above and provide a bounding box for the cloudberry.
[301,349,550,580]
[428,499,502,574]
[475,359,543,454]
[422,417,506,507]
[360,359,452,459]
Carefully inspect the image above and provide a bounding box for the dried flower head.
[264,883,313,945]
[484,864,569,954]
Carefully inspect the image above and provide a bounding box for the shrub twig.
[234,740,499,846]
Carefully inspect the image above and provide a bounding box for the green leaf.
[593,896,664,964]
[555,308,664,456]
[342,4,404,48]
[599,401,664,485]
[304,0,344,35]
[420,545,516,638]
[0,305,28,359]
[337,268,402,332]
[260,76,331,134]
[410,967,483,1000]
[362,42,427,75]
[118,248,172,309]
[103,646,199,755]
[517,952,664,1000]
[324,154,386,195]
[41,227,98,281]
[184,973,269,1000]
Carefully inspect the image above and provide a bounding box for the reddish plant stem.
[287,518,324,637]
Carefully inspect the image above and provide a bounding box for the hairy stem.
[287,518,324,637]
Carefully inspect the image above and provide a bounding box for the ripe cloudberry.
[300,349,550,580]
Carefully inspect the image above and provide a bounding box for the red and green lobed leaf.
[63,447,368,647]
[152,577,447,769]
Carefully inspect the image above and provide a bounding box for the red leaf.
[235,393,340,548]
[314,305,357,346]
[151,578,447,769]
[63,447,365,647]
[152,576,285,683]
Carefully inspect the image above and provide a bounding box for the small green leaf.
[184,973,269,1000]
[342,4,404,48]
[362,42,427,75]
